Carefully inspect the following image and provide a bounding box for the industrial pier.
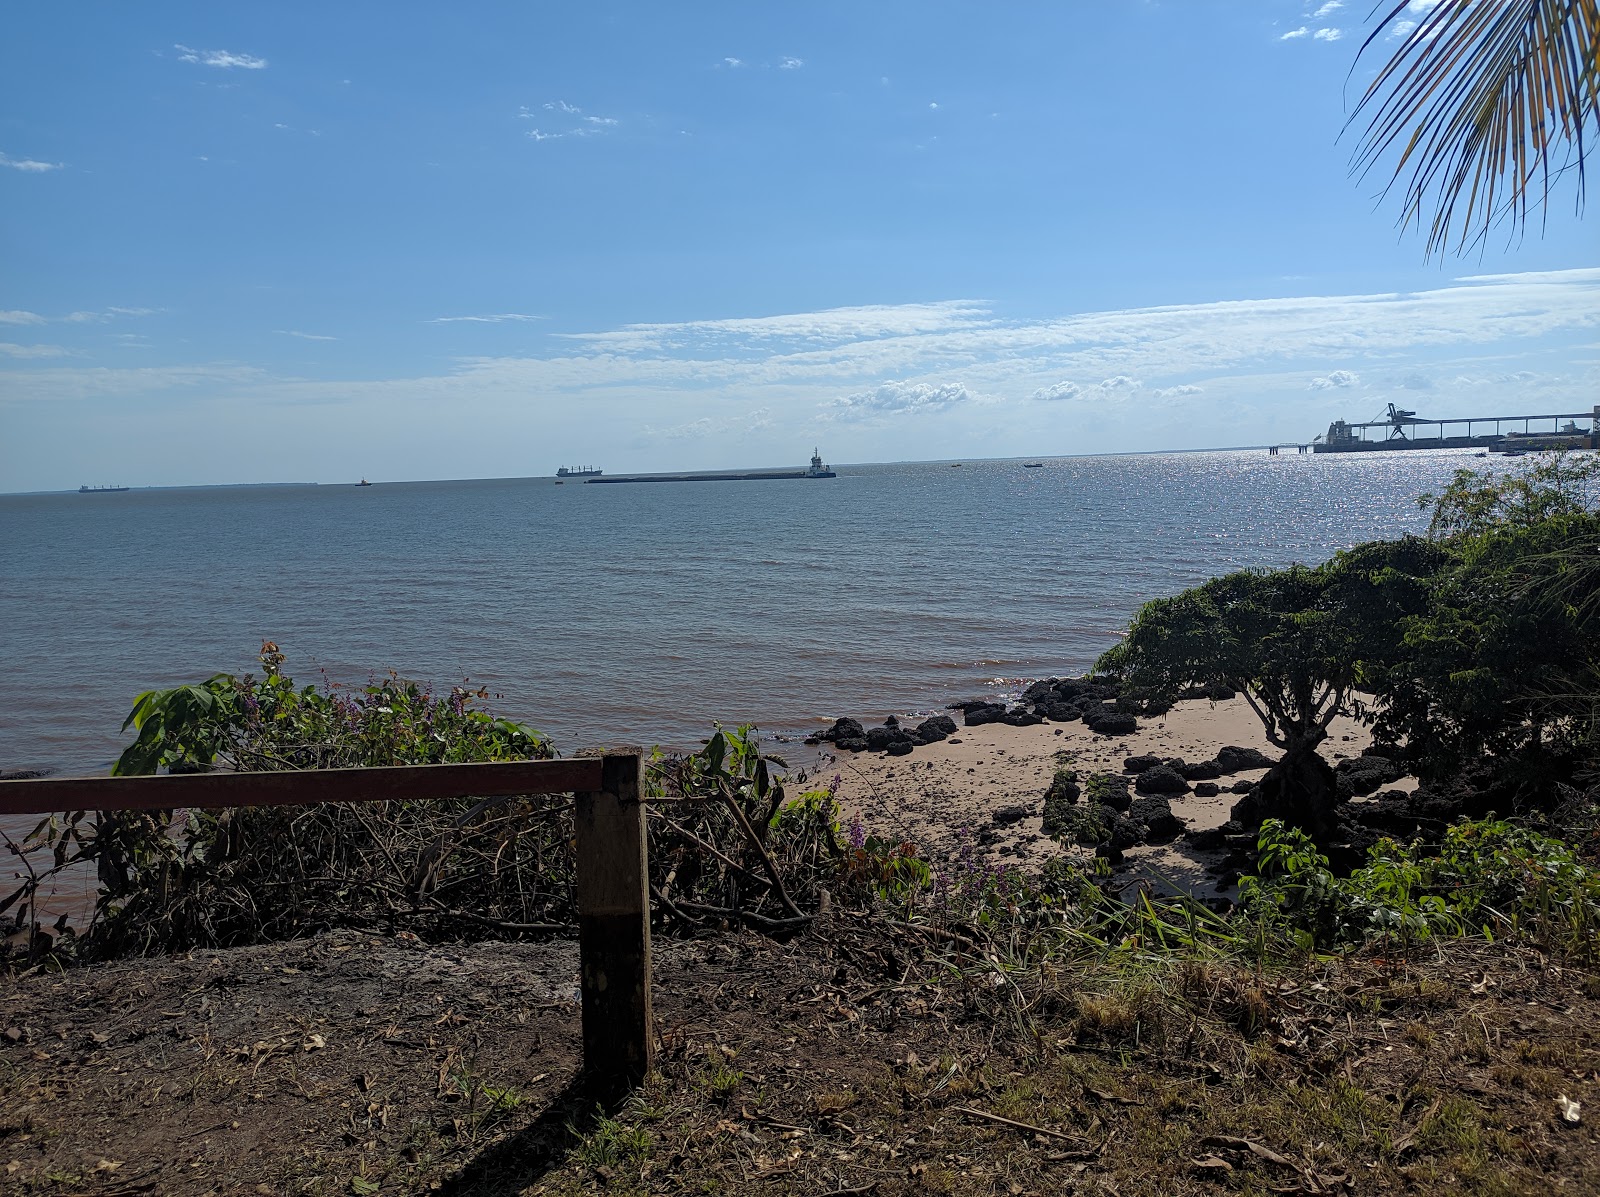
[1268,404,1599,455]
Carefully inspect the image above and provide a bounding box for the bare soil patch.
[3,922,1597,1195]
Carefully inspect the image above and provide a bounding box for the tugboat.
[355,479,373,487]
[804,448,836,479]
[556,465,603,479]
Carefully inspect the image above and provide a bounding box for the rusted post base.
[574,750,653,1095]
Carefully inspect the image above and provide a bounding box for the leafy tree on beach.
[1350,0,1599,256]
[1096,541,1446,839]
[1367,458,1600,784]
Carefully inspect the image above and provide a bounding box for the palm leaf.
[1348,0,1600,256]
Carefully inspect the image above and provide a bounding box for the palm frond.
[1349,0,1600,257]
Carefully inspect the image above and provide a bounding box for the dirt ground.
[3,919,1597,1196]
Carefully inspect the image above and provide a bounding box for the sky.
[2,1,1596,491]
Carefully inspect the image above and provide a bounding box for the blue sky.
[2,1,1595,490]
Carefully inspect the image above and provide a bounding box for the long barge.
[586,449,837,484]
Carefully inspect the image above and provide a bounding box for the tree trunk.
[1229,740,1339,843]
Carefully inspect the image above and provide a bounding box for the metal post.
[574,750,654,1094]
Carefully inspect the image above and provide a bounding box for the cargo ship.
[556,465,603,478]
[78,485,129,493]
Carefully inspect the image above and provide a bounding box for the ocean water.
[1,449,1487,777]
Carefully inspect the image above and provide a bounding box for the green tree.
[1351,0,1599,256]
[1368,462,1600,784]
[1097,541,1445,839]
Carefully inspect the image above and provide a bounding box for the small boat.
[950,463,962,468]
[556,466,603,479]
[355,479,373,487]
[1498,449,1528,458]
[1023,462,1044,468]
[78,485,129,493]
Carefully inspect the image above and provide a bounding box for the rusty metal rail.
[0,752,654,1093]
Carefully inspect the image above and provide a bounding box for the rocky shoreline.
[815,674,1534,902]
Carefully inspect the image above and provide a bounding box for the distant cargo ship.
[586,448,838,485]
[556,465,603,478]
[78,485,129,493]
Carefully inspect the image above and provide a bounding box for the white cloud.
[644,406,773,440]
[0,152,63,172]
[1313,27,1343,41]
[1309,369,1360,389]
[276,330,337,341]
[828,380,980,419]
[429,313,544,324]
[522,101,617,138]
[1151,384,1204,398]
[779,56,804,69]
[107,307,158,317]
[1388,18,1418,37]
[0,310,46,325]
[1098,375,1142,392]
[1031,380,1083,401]
[1280,26,1310,39]
[174,44,267,70]
[0,342,68,359]
[723,57,744,68]
[561,300,993,352]
[929,101,939,110]
[1312,1,1343,16]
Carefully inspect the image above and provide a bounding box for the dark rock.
[1084,772,1133,812]
[1022,678,1061,702]
[884,714,900,729]
[1041,768,1082,837]
[835,736,868,753]
[821,717,864,743]
[1087,711,1138,736]
[1122,753,1163,774]
[963,702,1007,727]
[1179,760,1223,781]
[865,726,894,751]
[992,804,1030,827]
[1193,782,1220,798]
[1335,754,1406,797]
[1003,706,1044,727]
[1047,803,1117,847]
[0,768,52,781]
[1134,765,1190,796]
[1215,745,1275,774]
[1202,682,1237,700]
[1230,751,1340,842]
[1107,814,1146,851]
[1129,796,1185,843]
[1230,778,1256,794]
[885,740,914,757]
[1041,702,1080,722]
[915,715,957,742]
[1187,825,1229,851]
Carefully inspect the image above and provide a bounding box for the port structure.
[1270,403,1600,455]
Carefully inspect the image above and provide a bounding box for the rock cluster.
[810,713,958,756]
[1040,768,1183,862]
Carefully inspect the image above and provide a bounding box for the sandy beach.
[824,695,1413,898]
